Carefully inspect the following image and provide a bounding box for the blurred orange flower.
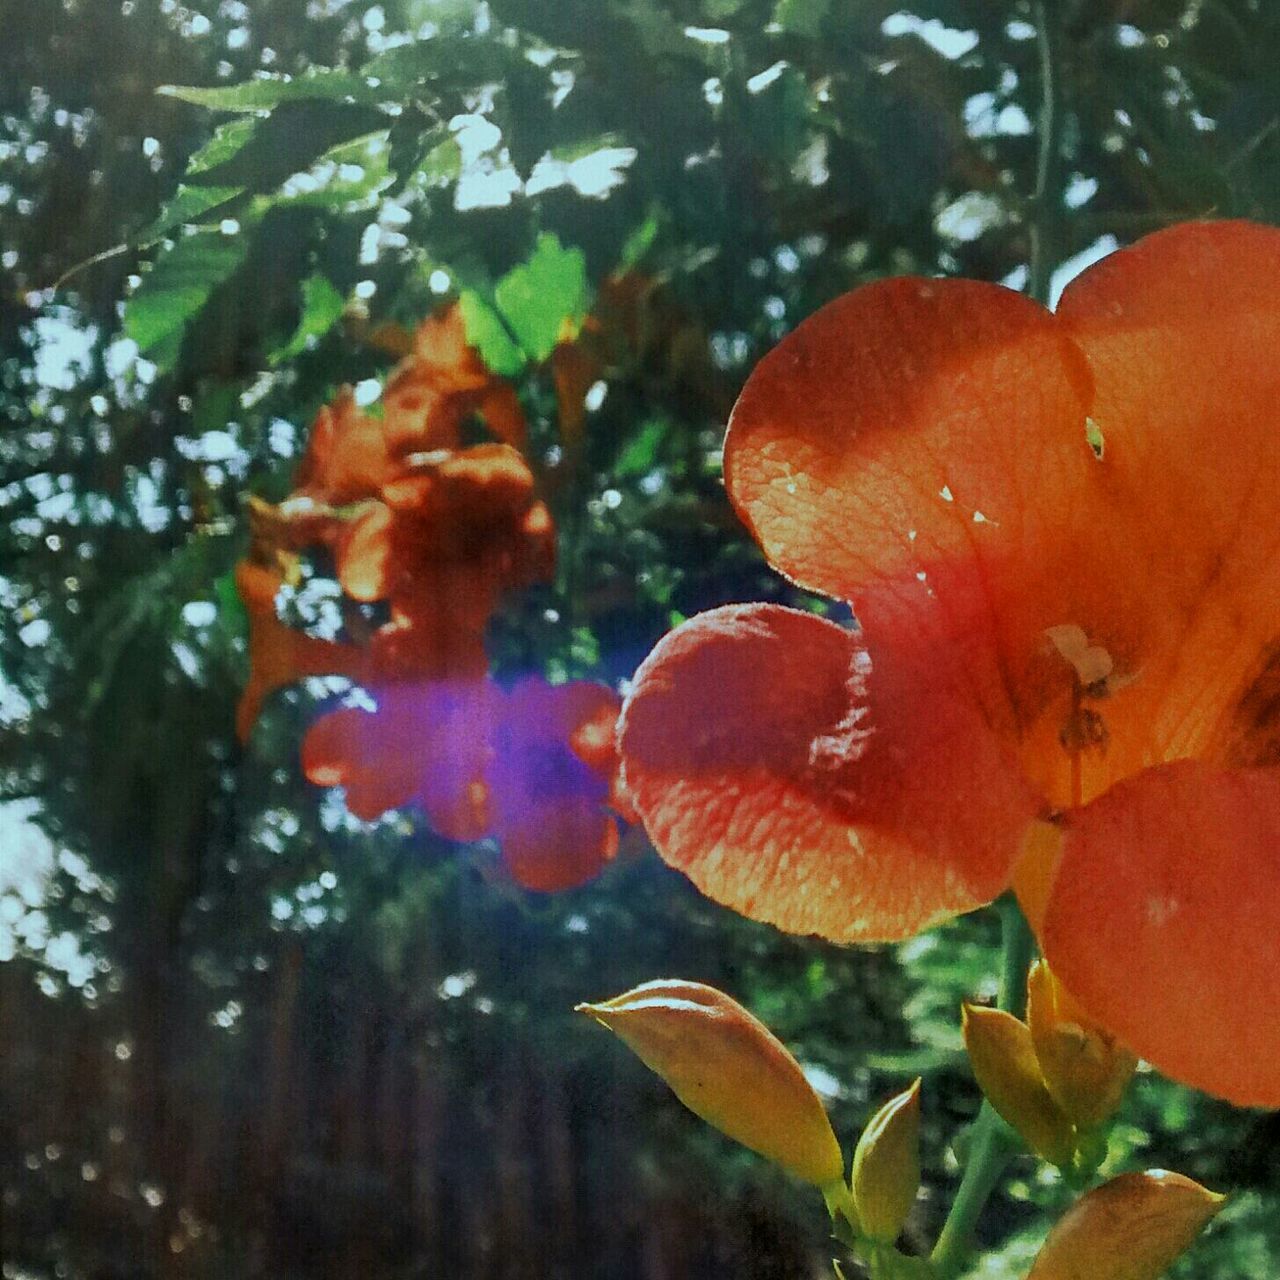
[300,677,623,890]
[234,560,367,741]
[237,301,624,891]
[618,221,1280,1104]
[381,304,526,453]
[294,305,526,505]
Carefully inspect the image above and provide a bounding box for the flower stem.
[929,898,1036,1278]
[1027,0,1064,307]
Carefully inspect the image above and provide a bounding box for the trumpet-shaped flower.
[618,221,1280,1105]
[238,305,624,892]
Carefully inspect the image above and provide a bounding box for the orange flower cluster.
[619,221,1280,1105]
[237,305,625,891]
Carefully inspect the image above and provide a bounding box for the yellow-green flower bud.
[961,1003,1075,1166]
[577,979,845,1186]
[1027,1170,1225,1279]
[851,1078,922,1243]
[1027,960,1136,1130]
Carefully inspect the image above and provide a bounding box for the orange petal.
[1054,220,1280,776]
[302,682,494,835]
[489,679,622,892]
[550,339,601,445]
[235,561,364,741]
[619,604,1040,942]
[301,701,421,820]
[725,276,1094,607]
[475,384,527,450]
[294,388,397,503]
[408,303,492,393]
[410,681,496,840]
[1043,761,1280,1106]
[335,504,394,602]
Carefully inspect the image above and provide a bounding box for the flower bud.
[1027,960,1137,1130]
[962,1003,1075,1166]
[577,979,844,1186]
[851,1079,921,1243]
[1027,1170,1225,1279]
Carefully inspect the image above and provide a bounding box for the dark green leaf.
[404,0,484,32]
[187,103,389,193]
[124,231,250,371]
[619,209,662,269]
[193,380,242,434]
[186,118,259,175]
[361,36,517,93]
[158,69,381,113]
[137,184,244,247]
[772,0,829,37]
[414,136,463,187]
[551,131,629,164]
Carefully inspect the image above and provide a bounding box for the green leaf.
[137,184,243,247]
[742,63,810,161]
[180,104,389,194]
[158,69,379,113]
[361,36,516,93]
[459,290,527,376]
[614,417,667,477]
[414,136,463,186]
[124,231,250,372]
[772,0,829,37]
[550,131,630,164]
[270,273,346,364]
[493,232,591,362]
[622,3,712,62]
[193,380,241,434]
[619,208,662,269]
[214,569,247,636]
[404,0,483,32]
[186,118,259,174]
[255,132,393,214]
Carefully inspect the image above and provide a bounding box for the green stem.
[997,895,1036,1022]
[1027,0,1064,308]
[929,900,1037,1279]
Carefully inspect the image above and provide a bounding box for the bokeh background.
[2,1,1280,1276]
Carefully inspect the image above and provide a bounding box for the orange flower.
[335,443,554,617]
[295,305,526,504]
[618,221,1280,1105]
[301,679,496,836]
[381,304,526,453]
[235,560,367,742]
[293,387,399,504]
[237,299,627,892]
[488,679,623,891]
[302,676,623,890]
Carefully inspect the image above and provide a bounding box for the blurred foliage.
[2,0,1279,1275]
